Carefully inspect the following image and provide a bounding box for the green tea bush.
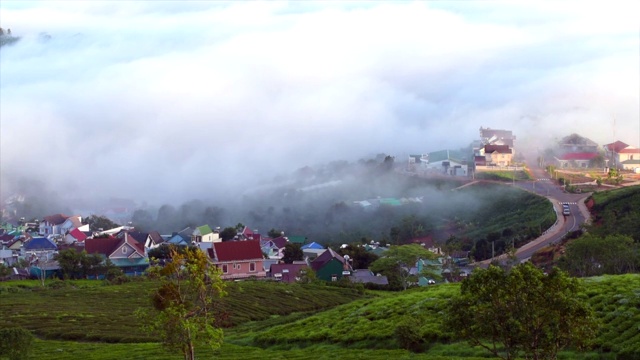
[0,327,34,360]
[395,316,424,352]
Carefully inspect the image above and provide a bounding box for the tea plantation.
[1,274,639,359]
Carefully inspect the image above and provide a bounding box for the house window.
[122,247,127,254]
[234,263,240,270]
[249,262,256,272]
[222,264,228,273]
[331,275,337,282]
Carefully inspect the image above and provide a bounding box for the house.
[23,237,57,252]
[301,242,324,250]
[558,133,599,154]
[39,214,69,236]
[261,236,289,259]
[237,226,259,241]
[409,236,441,255]
[192,225,220,243]
[415,258,443,286]
[0,249,18,266]
[95,225,135,237]
[269,263,308,283]
[479,127,516,148]
[60,215,88,234]
[6,238,24,251]
[310,248,351,282]
[208,240,266,280]
[64,228,88,244]
[604,141,640,171]
[85,234,149,275]
[422,149,469,176]
[348,269,389,286]
[555,152,599,168]
[287,236,307,246]
[481,145,514,167]
[148,231,164,249]
[166,227,194,246]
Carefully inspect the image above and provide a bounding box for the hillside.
[587,185,640,240]
[251,274,640,357]
[0,280,366,343]
[532,185,640,270]
[2,274,639,359]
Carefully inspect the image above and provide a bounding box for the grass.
[0,279,367,343]
[247,275,640,358]
[474,170,532,181]
[3,274,639,359]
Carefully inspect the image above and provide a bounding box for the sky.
[1,1,639,205]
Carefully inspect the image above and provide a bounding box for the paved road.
[476,164,592,266]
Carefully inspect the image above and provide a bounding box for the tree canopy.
[282,243,303,264]
[369,244,438,290]
[445,263,598,360]
[138,248,226,360]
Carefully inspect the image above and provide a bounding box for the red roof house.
[208,240,266,280]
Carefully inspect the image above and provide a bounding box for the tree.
[83,215,120,231]
[282,243,303,264]
[559,234,639,277]
[338,244,379,269]
[445,263,598,360]
[268,228,283,238]
[138,248,226,360]
[369,244,438,290]
[131,209,154,231]
[219,227,237,241]
[54,249,84,279]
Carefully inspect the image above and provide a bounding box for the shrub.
[0,327,34,360]
[394,316,424,352]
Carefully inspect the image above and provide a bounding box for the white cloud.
[1,1,638,203]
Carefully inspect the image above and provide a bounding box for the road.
[476,163,592,267]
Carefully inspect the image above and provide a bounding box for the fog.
[1,1,639,209]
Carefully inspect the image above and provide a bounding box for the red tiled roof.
[619,148,640,154]
[69,228,87,242]
[85,236,121,256]
[559,152,598,160]
[604,141,629,153]
[212,240,263,262]
[43,214,68,225]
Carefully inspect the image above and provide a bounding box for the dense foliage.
[587,186,640,241]
[445,263,597,360]
[54,248,123,280]
[559,234,639,276]
[138,248,226,360]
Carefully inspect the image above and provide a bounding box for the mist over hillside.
[1,1,638,214]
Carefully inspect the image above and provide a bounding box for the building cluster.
[1,215,395,284]
[408,127,640,177]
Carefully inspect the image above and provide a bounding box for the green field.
[2,274,639,359]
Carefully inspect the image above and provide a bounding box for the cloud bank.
[1,1,638,205]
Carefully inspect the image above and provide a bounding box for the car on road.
[562,204,571,216]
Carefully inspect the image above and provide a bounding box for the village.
[2,127,639,287]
